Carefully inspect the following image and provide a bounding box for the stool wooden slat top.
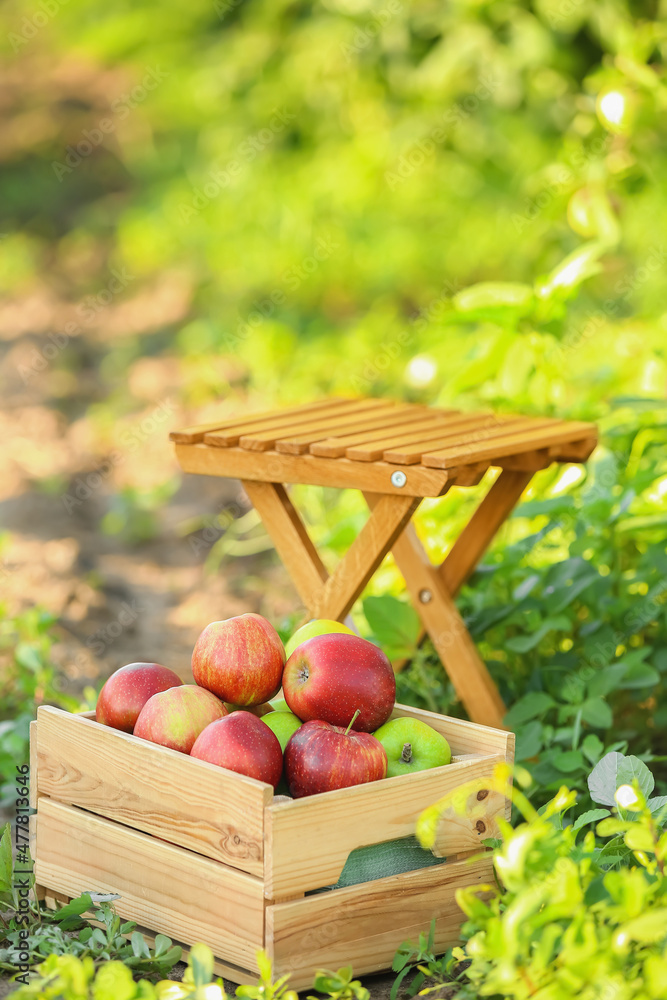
[172,396,597,728]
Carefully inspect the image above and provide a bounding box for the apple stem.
[345,709,361,736]
[401,743,412,763]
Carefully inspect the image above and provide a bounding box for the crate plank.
[36,798,264,972]
[174,443,452,497]
[265,753,505,898]
[267,854,494,989]
[392,703,514,759]
[35,706,270,876]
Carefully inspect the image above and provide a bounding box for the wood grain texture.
[35,706,270,876]
[309,493,420,620]
[237,400,390,452]
[391,703,514,759]
[241,481,328,608]
[347,414,522,464]
[421,420,597,469]
[439,469,533,597]
[267,854,495,989]
[174,443,452,497]
[265,752,505,899]
[308,407,448,457]
[388,520,506,729]
[381,416,533,465]
[169,399,346,444]
[36,798,264,972]
[275,404,425,455]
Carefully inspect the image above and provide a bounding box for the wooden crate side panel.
[35,707,269,877]
[266,754,504,899]
[267,854,494,991]
[35,798,264,973]
[391,703,514,759]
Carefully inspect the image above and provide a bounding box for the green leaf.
[0,823,12,895]
[52,893,93,921]
[588,752,654,806]
[581,697,613,728]
[190,942,215,987]
[624,825,657,853]
[154,934,172,957]
[363,595,420,659]
[504,692,555,727]
[618,662,660,689]
[537,241,606,298]
[131,931,150,959]
[15,643,42,672]
[620,910,667,943]
[504,616,570,653]
[582,733,604,764]
[572,808,610,832]
[92,961,137,1000]
[515,720,543,760]
[648,795,667,822]
[553,750,584,773]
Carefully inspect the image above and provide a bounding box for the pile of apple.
[95,613,451,798]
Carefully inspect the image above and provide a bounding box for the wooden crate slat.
[202,399,356,447]
[36,798,265,972]
[266,752,505,898]
[170,398,347,444]
[35,706,270,876]
[391,703,514,759]
[275,404,431,455]
[266,854,494,988]
[237,399,392,452]
[421,420,598,469]
[381,416,541,466]
[309,409,463,458]
[174,443,452,497]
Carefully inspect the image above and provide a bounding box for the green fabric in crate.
[313,836,447,892]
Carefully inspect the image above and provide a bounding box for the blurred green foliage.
[1,0,666,797]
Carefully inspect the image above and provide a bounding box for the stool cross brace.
[242,469,532,730]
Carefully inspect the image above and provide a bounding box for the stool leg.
[241,481,328,610]
[392,523,507,730]
[439,469,533,597]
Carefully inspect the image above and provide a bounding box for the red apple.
[284,718,387,797]
[282,633,395,732]
[192,613,285,707]
[96,662,183,733]
[133,685,227,753]
[191,712,283,788]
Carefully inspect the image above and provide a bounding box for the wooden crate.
[31,703,513,990]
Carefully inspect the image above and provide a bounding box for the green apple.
[269,695,290,713]
[373,718,451,778]
[261,711,302,752]
[284,619,355,660]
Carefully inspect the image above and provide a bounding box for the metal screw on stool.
[419,589,432,603]
[390,470,407,488]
